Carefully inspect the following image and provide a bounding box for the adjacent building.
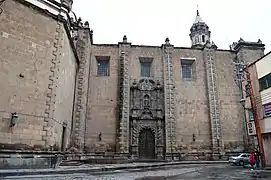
[246,51,271,166]
[0,0,267,161]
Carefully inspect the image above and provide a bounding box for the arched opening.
[202,35,205,42]
[138,128,155,159]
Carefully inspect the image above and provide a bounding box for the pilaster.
[162,38,177,158]
[203,41,223,156]
[70,25,91,152]
[116,35,131,154]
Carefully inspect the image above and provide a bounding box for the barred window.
[96,56,110,76]
[181,59,195,80]
[181,64,192,79]
[140,61,151,77]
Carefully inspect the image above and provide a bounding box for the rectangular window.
[96,56,110,76]
[139,58,152,77]
[181,59,195,80]
[259,73,271,91]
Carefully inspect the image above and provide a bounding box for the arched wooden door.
[138,128,155,159]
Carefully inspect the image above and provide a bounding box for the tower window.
[96,56,110,76]
[195,36,199,43]
[202,35,205,42]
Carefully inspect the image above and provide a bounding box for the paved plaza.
[2,164,271,180]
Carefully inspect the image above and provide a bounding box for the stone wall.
[85,44,119,152]
[215,50,245,152]
[172,48,212,154]
[87,39,260,157]
[0,0,77,151]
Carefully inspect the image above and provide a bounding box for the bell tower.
[189,7,211,48]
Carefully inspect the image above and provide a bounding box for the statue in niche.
[143,95,150,109]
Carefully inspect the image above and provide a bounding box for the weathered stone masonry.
[71,27,91,151]
[43,15,63,148]
[163,39,177,158]
[117,37,131,154]
[1,0,268,162]
[203,42,223,155]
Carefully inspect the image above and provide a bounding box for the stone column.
[162,38,177,160]
[116,35,131,155]
[203,41,223,158]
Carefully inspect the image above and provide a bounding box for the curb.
[0,161,227,177]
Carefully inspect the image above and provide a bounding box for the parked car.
[228,153,250,166]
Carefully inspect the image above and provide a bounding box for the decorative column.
[203,41,223,157]
[116,35,131,155]
[162,38,177,160]
[156,120,164,160]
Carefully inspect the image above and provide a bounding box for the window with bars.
[96,56,110,76]
[140,60,152,77]
[259,73,271,91]
[181,60,194,80]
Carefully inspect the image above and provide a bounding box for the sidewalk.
[0,161,227,177]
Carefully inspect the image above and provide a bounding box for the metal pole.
[244,65,266,168]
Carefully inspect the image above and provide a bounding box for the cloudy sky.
[73,0,270,52]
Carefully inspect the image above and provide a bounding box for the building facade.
[0,0,266,161]
[245,51,271,166]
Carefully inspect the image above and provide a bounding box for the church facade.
[0,0,265,160]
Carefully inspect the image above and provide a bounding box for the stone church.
[0,0,265,161]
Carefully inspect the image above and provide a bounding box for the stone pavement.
[2,164,271,180]
[0,161,227,177]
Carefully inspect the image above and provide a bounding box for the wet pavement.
[2,164,271,180]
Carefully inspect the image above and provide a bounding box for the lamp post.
[234,62,266,168]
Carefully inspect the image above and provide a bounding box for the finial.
[165,37,170,45]
[123,35,127,43]
[84,21,89,28]
[197,5,199,16]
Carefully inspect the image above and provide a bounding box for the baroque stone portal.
[129,78,165,159]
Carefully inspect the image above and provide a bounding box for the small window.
[96,56,110,76]
[140,58,152,77]
[202,35,205,42]
[181,59,195,80]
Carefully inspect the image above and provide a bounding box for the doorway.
[138,128,155,159]
[61,126,66,151]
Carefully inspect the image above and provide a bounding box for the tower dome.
[189,8,211,48]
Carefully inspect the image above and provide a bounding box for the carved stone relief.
[129,78,165,159]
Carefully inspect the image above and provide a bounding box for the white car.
[228,153,250,166]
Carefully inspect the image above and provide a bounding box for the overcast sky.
[73,0,270,52]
